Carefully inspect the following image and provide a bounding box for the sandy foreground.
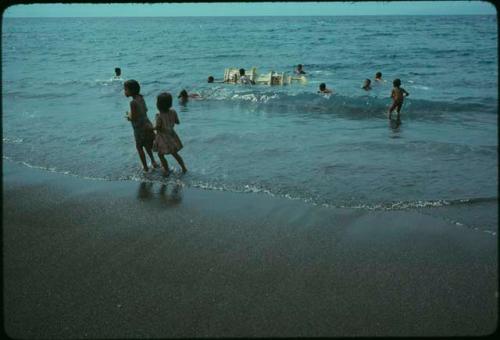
[2,160,497,338]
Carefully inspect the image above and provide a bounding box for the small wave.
[141,79,178,86]
[230,92,280,103]
[206,53,249,59]
[4,158,496,228]
[408,71,440,76]
[188,180,278,198]
[203,88,497,117]
[4,91,78,99]
[146,54,165,62]
[94,78,124,86]
[331,197,498,211]
[79,136,105,145]
[3,137,24,144]
[3,157,109,181]
[41,79,82,86]
[118,171,186,186]
[409,85,431,90]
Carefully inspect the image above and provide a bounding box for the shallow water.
[2,15,498,231]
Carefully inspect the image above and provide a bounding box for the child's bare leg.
[136,145,148,171]
[158,154,170,175]
[396,104,402,121]
[172,152,187,173]
[388,103,396,119]
[145,146,159,168]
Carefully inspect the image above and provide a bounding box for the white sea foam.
[3,137,24,144]
[3,158,108,181]
[411,85,431,90]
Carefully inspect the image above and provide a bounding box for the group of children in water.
[315,70,410,122]
[299,67,410,123]
[118,65,409,173]
[206,66,409,122]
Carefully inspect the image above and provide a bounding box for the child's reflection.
[159,183,182,206]
[137,181,183,206]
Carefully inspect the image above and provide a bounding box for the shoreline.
[4,156,497,235]
[3,160,497,337]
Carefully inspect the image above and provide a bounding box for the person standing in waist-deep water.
[388,78,409,122]
[153,92,188,176]
[123,79,158,172]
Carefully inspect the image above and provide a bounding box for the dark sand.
[3,161,497,338]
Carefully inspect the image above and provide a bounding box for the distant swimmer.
[178,89,201,104]
[238,68,255,85]
[207,75,224,83]
[362,78,372,91]
[318,82,333,94]
[388,78,409,122]
[295,64,306,75]
[114,67,122,80]
[374,71,385,83]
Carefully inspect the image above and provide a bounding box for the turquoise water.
[2,16,498,226]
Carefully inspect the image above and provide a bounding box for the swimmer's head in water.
[393,78,401,87]
[157,92,173,112]
[375,72,382,79]
[124,79,140,96]
[364,79,371,86]
[319,83,326,91]
[115,67,121,76]
[178,89,188,99]
[297,64,303,70]
[239,68,245,76]
[208,76,214,83]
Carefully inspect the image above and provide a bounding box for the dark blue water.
[2,16,498,224]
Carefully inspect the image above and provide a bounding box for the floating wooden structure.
[223,67,307,85]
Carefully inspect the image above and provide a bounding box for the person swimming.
[295,64,306,75]
[178,89,201,104]
[238,68,254,85]
[318,83,333,94]
[114,67,122,80]
[362,78,372,91]
[207,75,224,83]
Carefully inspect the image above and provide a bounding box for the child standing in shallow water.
[124,80,158,172]
[388,78,409,121]
[153,92,188,176]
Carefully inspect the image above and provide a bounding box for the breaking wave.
[200,88,497,118]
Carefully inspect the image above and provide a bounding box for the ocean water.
[2,16,498,231]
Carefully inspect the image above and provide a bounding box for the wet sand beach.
[3,160,497,338]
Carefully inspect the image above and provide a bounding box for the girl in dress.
[153,92,188,176]
[124,80,158,172]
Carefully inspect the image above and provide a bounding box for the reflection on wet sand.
[137,181,183,206]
